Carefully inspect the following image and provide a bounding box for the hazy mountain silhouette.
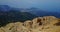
[0,5,11,11]
[27,7,60,18]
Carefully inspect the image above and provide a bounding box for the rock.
[0,16,60,32]
[24,20,32,29]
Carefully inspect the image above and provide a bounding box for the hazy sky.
[0,0,60,12]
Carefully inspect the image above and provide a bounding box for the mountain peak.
[0,5,11,11]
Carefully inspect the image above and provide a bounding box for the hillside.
[0,10,37,27]
[0,16,60,32]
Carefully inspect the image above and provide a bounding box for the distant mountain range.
[29,9,60,18]
[0,5,60,18]
[0,5,11,11]
[0,5,60,26]
[0,5,37,26]
[23,7,60,18]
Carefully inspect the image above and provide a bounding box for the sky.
[0,0,60,12]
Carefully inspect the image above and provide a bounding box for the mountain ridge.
[0,16,60,32]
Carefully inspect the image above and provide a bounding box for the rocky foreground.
[0,16,60,32]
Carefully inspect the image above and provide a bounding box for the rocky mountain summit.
[0,16,60,32]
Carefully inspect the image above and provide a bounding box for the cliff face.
[0,16,60,32]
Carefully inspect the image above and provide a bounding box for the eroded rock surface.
[0,16,60,32]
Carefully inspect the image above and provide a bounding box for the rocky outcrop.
[0,16,60,32]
